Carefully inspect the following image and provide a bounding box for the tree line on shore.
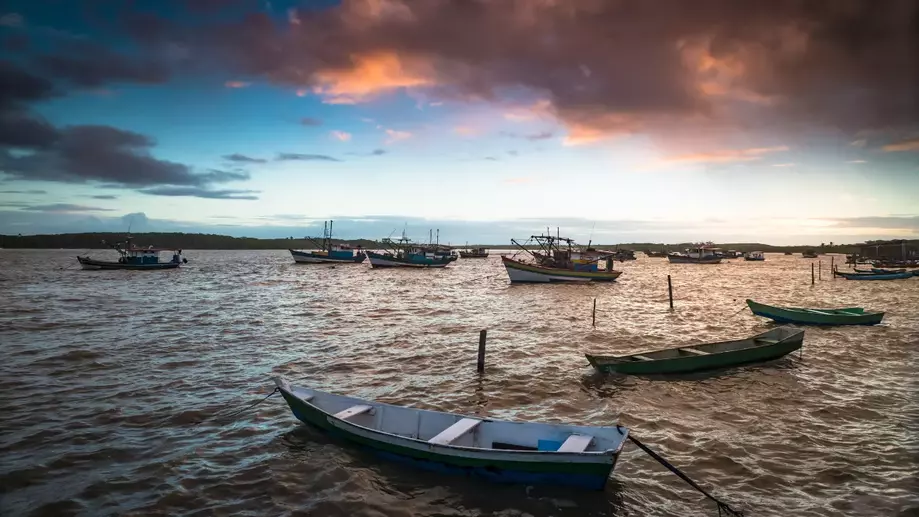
[0,232,866,253]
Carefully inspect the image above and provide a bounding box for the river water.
[1,250,917,517]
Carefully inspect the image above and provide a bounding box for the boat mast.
[328,220,333,251]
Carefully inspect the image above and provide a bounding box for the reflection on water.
[1,250,917,516]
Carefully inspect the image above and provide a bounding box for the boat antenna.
[436,229,439,246]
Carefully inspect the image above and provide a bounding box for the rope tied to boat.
[219,387,280,421]
[617,425,745,517]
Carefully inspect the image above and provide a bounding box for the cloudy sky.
[1,0,917,244]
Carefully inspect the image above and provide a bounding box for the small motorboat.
[746,299,884,325]
[585,327,804,375]
[744,251,765,261]
[273,377,628,489]
[76,237,186,270]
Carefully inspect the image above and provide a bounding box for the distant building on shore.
[857,239,918,261]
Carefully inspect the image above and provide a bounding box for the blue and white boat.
[366,230,457,268]
[77,237,187,270]
[289,221,366,264]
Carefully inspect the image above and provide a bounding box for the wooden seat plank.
[557,434,593,453]
[682,348,709,355]
[334,404,373,420]
[429,418,481,445]
[631,354,654,361]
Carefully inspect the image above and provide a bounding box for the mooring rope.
[619,426,745,517]
[156,387,280,428]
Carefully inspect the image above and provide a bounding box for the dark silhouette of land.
[0,232,899,254]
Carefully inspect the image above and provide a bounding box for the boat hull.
[289,249,366,264]
[366,251,454,268]
[667,255,721,264]
[77,256,180,270]
[275,383,622,490]
[502,257,621,283]
[834,271,914,280]
[747,299,884,325]
[459,253,489,259]
[586,330,804,375]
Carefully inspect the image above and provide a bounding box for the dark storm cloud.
[223,153,267,163]
[300,117,322,126]
[0,189,46,194]
[0,60,57,109]
[139,186,260,200]
[89,194,117,199]
[275,153,341,161]
[36,44,171,87]
[125,0,913,140]
[22,203,115,212]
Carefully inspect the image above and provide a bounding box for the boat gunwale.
[747,299,882,318]
[277,382,628,459]
[501,256,622,279]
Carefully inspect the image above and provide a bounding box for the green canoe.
[746,299,884,326]
[585,326,804,375]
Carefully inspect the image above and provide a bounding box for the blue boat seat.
[334,405,373,420]
[428,418,481,445]
[557,434,593,453]
[632,355,654,361]
[682,348,709,355]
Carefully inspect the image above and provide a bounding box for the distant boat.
[502,231,621,283]
[459,246,489,258]
[722,250,742,259]
[585,327,804,375]
[643,249,668,258]
[833,270,914,280]
[783,251,793,255]
[746,299,884,325]
[289,220,366,264]
[802,249,818,258]
[77,237,186,270]
[667,247,722,264]
[273,377,629,490]
[366,230,457,268]
[744,251,765,261]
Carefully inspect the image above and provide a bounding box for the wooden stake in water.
[831,256,834,279]
[819,260,822,280]
[667,275,674,309]
[592,298,597,327]
[811,263,815,285]
[477,329,486,373]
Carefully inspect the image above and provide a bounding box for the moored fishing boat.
[667,246,722,264]
[802,249,818,258]
[585,327,804,375]
[289,220,366,264]
[503,231,621,283]
[273,377,628,489]
[746,299,885,325]
[744,251,765,261]
[643,249,668,258]
[76,237,186,270]
[833,270,914,280]
[366,230,457,268]
[459,246,489,258]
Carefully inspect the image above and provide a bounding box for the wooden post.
[811,263,815,285]
[667,275,674,309]
[477,329,486,373]
[592,298,597,327]
[831,256,834,278]
[819,260,822,280]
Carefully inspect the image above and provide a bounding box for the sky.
[1,0,917,245]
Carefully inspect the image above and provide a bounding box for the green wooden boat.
[585,326,804,375]
[746,299,885,326]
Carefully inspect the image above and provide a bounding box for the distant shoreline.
[0,232,898,254]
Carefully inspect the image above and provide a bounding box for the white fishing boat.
[274,377,628,489]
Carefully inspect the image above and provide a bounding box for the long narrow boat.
[289,220,366,264]
[503,231,621,283]
[746,299,884,325]
[77,237,187,270]
[585,327,804,375]
[273,377,628,489]
[833,270,914,280]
